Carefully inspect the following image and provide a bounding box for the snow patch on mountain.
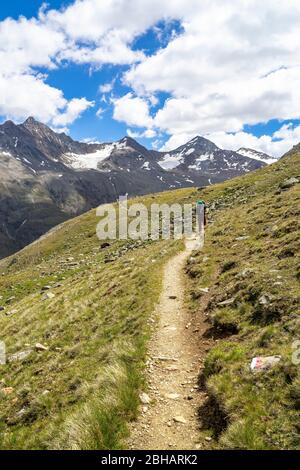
[237,148,277,164]
[188,153,214,170]
[158,153,184,170]
[141,161,151,170]
[62,146,115,170]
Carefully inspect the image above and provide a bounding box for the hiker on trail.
[196,200,206,237]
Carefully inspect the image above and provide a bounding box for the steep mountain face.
[0,118,270,258]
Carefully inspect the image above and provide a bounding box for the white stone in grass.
[139,392,151,404]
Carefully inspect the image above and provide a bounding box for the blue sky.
[0,1,163,145]
[0,1,181,147]
[1,1,300,156]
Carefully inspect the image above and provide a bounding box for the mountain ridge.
[0,117,272,258]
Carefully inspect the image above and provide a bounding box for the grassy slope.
[186,151,300,449]
[0,188,198,450]
[0,151,299,450]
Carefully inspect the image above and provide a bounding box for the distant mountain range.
[0,117,275,258]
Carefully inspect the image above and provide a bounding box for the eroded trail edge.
[128,236,208,450]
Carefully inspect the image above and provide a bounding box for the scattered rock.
[205,436,212,442]
[238,268,254,279]
[169,295,177,300]
[8,349,33,362]
[41,285,51,291]
[5,309,17,316]
[258,294,271,306]
[42,292,55,300]
[35,343,49,352]
[199,287,209,293]
[0,306,5,311]
[100,242,110,249]
[250,355,281,372]
[280,177,299,189]
[153,356,178,362]
[218,298,235,306]
[165,393,180,400]
[139,392,151,405]
[15,408,26,420]
[173,416,187,424]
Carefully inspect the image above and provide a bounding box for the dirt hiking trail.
[128,235,212,450]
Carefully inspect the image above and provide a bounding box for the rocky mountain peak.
[1,119,17,130]
[22,116,52,135]
[116,136,149,155]
[23,116,38,125]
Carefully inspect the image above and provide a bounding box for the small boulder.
[41,285,51,291]
[199,287,209,293]
[42,292,55,300]
[280,177,299,189]
[6,309,17,316]
[218,298,235,306]
[258,294,271,306]
[166,365,179,371]
[250,355,281,372]
[8,349,32,362]
[238,268,254,279]
[173,416,187,424]
[139,392,151,405]
[165,393,180,400]
[100,242,110,249]
[35,343,49,352]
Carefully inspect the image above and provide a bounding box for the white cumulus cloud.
[124,0,300,156]
[113,93,154,128]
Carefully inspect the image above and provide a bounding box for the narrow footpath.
[128,235,212,450]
